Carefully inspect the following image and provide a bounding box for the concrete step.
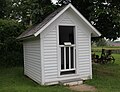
[59,78,83,86]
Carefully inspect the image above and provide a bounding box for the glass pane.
[60,70,75,75]
[59,26,74,45]
[66,47,69,69]
[71,47,74,68]
[61,47,64,69]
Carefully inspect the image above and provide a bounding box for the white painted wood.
[40,37,45,85]
[57,25,61,77]
[40,9,92,84]
[34,3,101,37]
[23,37,41,84]
[59,13,74,25]
[89,35,92,79]
[74,26,79,75]
[41,11,79,82]
[41,26,58,81]
[62,9,92,79]
[60,45,75,71]
[61,68,76,72]
[45,75,82,83]
[34,4,71,36]
[76,25,91,79]
[59,44,75,47]
[22,6,98,85]
[44,67,58,71]
[69,4,101,37]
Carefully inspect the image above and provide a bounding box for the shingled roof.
[17,5,66,39]
[17,3,101,40]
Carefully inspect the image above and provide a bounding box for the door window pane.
[66,47,69,69]
[71,47,74,68]
[59,26,74,45]
[61,47,64,69]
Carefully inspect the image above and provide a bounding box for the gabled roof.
[17,3,101,40]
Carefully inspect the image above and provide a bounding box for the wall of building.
[41,8,92,84]
[23,37,42,84]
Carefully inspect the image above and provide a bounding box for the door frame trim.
[57,24,78,77]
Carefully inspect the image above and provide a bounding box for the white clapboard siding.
[60,13,74,24]
[77,26,91,78]
[23,38,41,84]
[63,9,92,79]
[42,12,77,82]
[43,27,58,81]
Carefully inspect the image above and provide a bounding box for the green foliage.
[1,0,120,67]
[0,0,13,19]
[57,0,91,20]
[0,0,56,26]
[1,0,120,40]
[0,0,56,67]
[89,0,120,40]
[0,0,6,18]
[0,19,24,67]
[57,0,120,40]
[8,0,56,26]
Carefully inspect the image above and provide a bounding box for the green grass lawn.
[85,53,120,92]
[92,46,120,50]
[92,46,120,53]
[0,53,120,92]
[0,67,73,92]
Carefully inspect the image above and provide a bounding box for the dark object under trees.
[92,49,115,64]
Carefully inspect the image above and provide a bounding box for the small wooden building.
[18,4,101,85]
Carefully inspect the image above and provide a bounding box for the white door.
[59,26,76,75]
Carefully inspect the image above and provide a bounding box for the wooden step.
[59,78,83,85]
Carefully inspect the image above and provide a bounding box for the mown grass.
[0,67,74,92]
[92,46,120,51]
[93,46,120,49]
[0,47,120,92]
[85,53,120,92]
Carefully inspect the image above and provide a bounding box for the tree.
[8,0,56,26]
[57,0,120,40]
[0,19,24,67]
[57,0,91,19]
[0,0,56,26]
[0,0,6,18]
[89,0,120,40]
[0,0,13,19]
[0,0,56,67]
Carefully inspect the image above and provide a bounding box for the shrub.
[0,19,24,67]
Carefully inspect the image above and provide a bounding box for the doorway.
[59,26,76,75]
